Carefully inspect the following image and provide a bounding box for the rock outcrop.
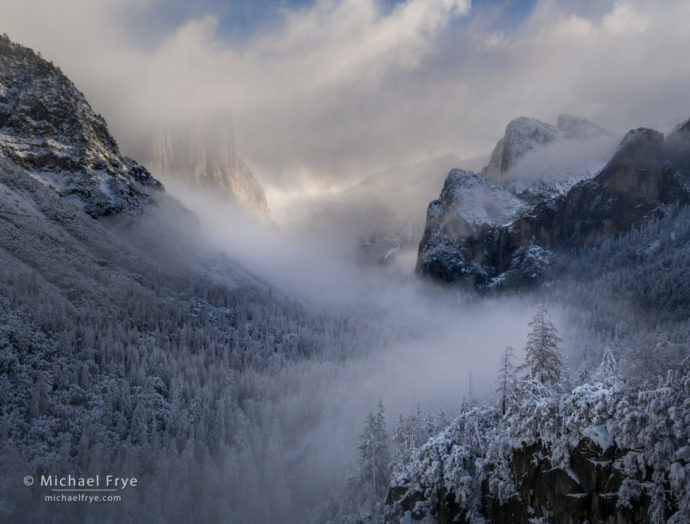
[417,120,690,288]
[148,114,269,215]
[414,169,526,283]
[0,34,162,217]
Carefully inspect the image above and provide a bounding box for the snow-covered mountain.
[482,114,609,180]
[426,169,527,228]
[146,114,270,215]
[482,114,614,205]
[0,34,368,523]
[0,35,162,217]
[417,118,690,287]
[414,169,526,281]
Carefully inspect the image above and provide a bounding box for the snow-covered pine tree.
[592,346,618,384]
[496,346,517,415]
[353,400,391,507]
[522,305,567,391]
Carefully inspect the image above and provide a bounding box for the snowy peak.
[482,114,610,181]
[415,169,527,281]
[482,114,614,205]
[0,35,162,217]
[482,117,560,179]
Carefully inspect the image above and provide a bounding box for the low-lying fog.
[156,177,579,520]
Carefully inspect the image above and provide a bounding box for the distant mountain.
[0,35,162,217]
[417,118,690,287]
[482,115,613,205]
[482,114,609,180]
[146,114,270,215]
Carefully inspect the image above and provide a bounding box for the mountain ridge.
[417,116,690,287]
[0,34,162,217]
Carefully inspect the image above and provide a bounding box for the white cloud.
[1,0,689,194]
[602,2,649,36]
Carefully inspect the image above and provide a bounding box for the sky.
[1,0,689,195]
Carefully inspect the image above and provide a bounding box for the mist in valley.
[1,0,690,522]
[138,173,606,522]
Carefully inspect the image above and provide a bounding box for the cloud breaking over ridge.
[1,0,689,193]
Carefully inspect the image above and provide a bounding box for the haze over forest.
[1,1,689,523]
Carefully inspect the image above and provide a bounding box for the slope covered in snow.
[0,35,162,217]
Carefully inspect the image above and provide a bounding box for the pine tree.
[496,346,517,415]
[522,305,566,391]
[354,400,390,505]
[595,346,618,381]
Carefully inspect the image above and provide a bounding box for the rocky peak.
[482,117,560,180]
[0,34,162,217]
[431,169,527,228]
[417,117,690,288]
[481,115,612,207]
[415,169,527,282]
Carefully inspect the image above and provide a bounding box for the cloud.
[1,0,689,195]
[602,2,649,36]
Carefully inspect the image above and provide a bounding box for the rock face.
[417,120,690,288]
[148,115,269,215]
[0,34,162,217]
[482,114,608,182]
[414,169,527,283]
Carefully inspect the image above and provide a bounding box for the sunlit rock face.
[0,35,162,217]
[148,114,270,216]
[417,119,690,288]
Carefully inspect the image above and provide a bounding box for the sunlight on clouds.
[0,0,689,192]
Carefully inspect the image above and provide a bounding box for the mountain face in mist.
[482,114,612,205]
[0,35,162,217]
[482,114,609,180]
[148,116,269,215]
[417,117,690,288]
[413,170,527,281]
[352,154,467,265]
[0,35,346,523]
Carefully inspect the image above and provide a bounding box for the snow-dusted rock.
[415,169,528,285]
[482,115,613,205]
[417,119,690,288]
[0,35,162,217]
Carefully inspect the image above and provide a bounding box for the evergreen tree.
[496,346,517,415]
[354,400,390,506]
[522,306,566,391]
